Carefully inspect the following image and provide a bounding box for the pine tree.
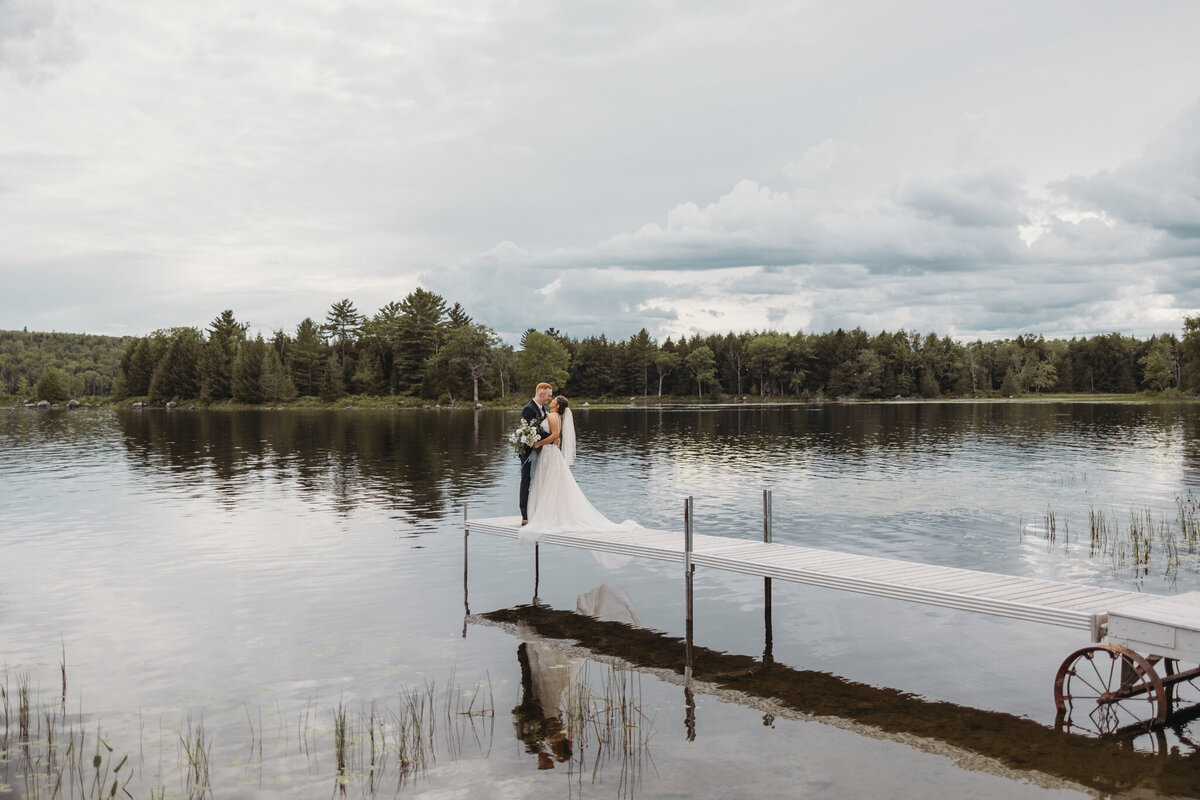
[396,288,447,393]
[319,353,345,401]
[323,299,363,380]
[352,351,384,395]
[371,301,404,393]
[231,336,266,404]
[259,346,298,402]
[123,338,157,397]
[446,302,472,329]
[289,318,326,396]
[148,329,202,403]
[200,310,247,402]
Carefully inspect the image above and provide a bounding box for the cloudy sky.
[3,0,1199,345]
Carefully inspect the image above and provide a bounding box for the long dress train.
[520,424,637,566]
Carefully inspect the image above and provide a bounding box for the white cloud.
[2,0,1200,343]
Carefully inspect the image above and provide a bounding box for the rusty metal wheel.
[1054,644,1167,736]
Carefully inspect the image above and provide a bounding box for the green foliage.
[260,345,298,402]
[232,336,267,404]
[119,337,159,398]
[149,328,203,403]
[324,298,363,365]
[12,300,1200,405]
[654,349,679,396]
[1182,316,1200,393]
[319,353,346,401]
[425,323,500,402]
[395,288,449,393]
[999,366,1021,396]
[685,345,717,397]
[289,318,326,396]
[517,330,570,393]
[918,370,941,398]
[1140,336,1179,391]
[200,310,247,402]
[0,330,131,398]
[626,329,657,396]
[35,366,70,402]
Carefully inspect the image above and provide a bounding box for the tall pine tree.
[201,310,247,402]
[288,318,326,396]
[231,335,267,404]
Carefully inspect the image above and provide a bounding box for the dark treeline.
[9,289,1200,404]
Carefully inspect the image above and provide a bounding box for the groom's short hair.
[536,382,553,393]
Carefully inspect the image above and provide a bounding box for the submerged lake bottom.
[4,402,1200,798]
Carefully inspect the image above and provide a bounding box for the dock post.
[684,496,695,682]
[463,503,470,637]
[684,495,696,740]
[763,490,773,665]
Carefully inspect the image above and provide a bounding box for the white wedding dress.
[520,412,638,566]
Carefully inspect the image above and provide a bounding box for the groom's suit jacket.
[521,399,548,464]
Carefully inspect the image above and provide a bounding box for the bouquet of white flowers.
[508,418,541,457]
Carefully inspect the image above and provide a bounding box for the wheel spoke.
[1071,673,1106,697]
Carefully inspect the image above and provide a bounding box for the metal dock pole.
[463,503,470,637]
[684,495,695,678]
[763,490,773,665]
[684,495,697,740]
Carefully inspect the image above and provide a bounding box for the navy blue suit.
[519,399,548,520]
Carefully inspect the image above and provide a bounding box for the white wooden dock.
[465,498,1200,734]
[466,514,1164,641]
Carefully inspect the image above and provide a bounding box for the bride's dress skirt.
[521,445,638,567]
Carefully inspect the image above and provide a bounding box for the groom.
[520,382,554,525]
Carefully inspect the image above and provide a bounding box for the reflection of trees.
[112,403,1197,524]
[484,603,1200,798]
[115,410,509,521]
[575,401,1191,469]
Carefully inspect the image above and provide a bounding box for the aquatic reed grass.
[179,715,212,799]
[6,655,648,798]
[1041,492,1200,585]
[0,670,133,800]
[562,660,656,799]
[333,700,348,788]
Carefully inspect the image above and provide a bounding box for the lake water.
[3,402,1200,799]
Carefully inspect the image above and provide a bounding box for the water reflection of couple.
[518,382,638,546]
[511,584,642,771]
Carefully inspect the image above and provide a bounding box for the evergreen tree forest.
[7,292,1200,404]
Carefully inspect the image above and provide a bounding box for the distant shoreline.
[9,391,1200,412]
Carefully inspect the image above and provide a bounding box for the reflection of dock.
[465,493,1200,735]
[473,603,1200,799]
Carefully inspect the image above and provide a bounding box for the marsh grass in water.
[2,651,656,798]
[562,661,656,799]
[3,659,509,799]
[1029,491,1200,585]
[0,666,135,800]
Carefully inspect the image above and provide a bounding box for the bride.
[520,396,637,544]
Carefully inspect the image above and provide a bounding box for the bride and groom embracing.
[517,382,637,545]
